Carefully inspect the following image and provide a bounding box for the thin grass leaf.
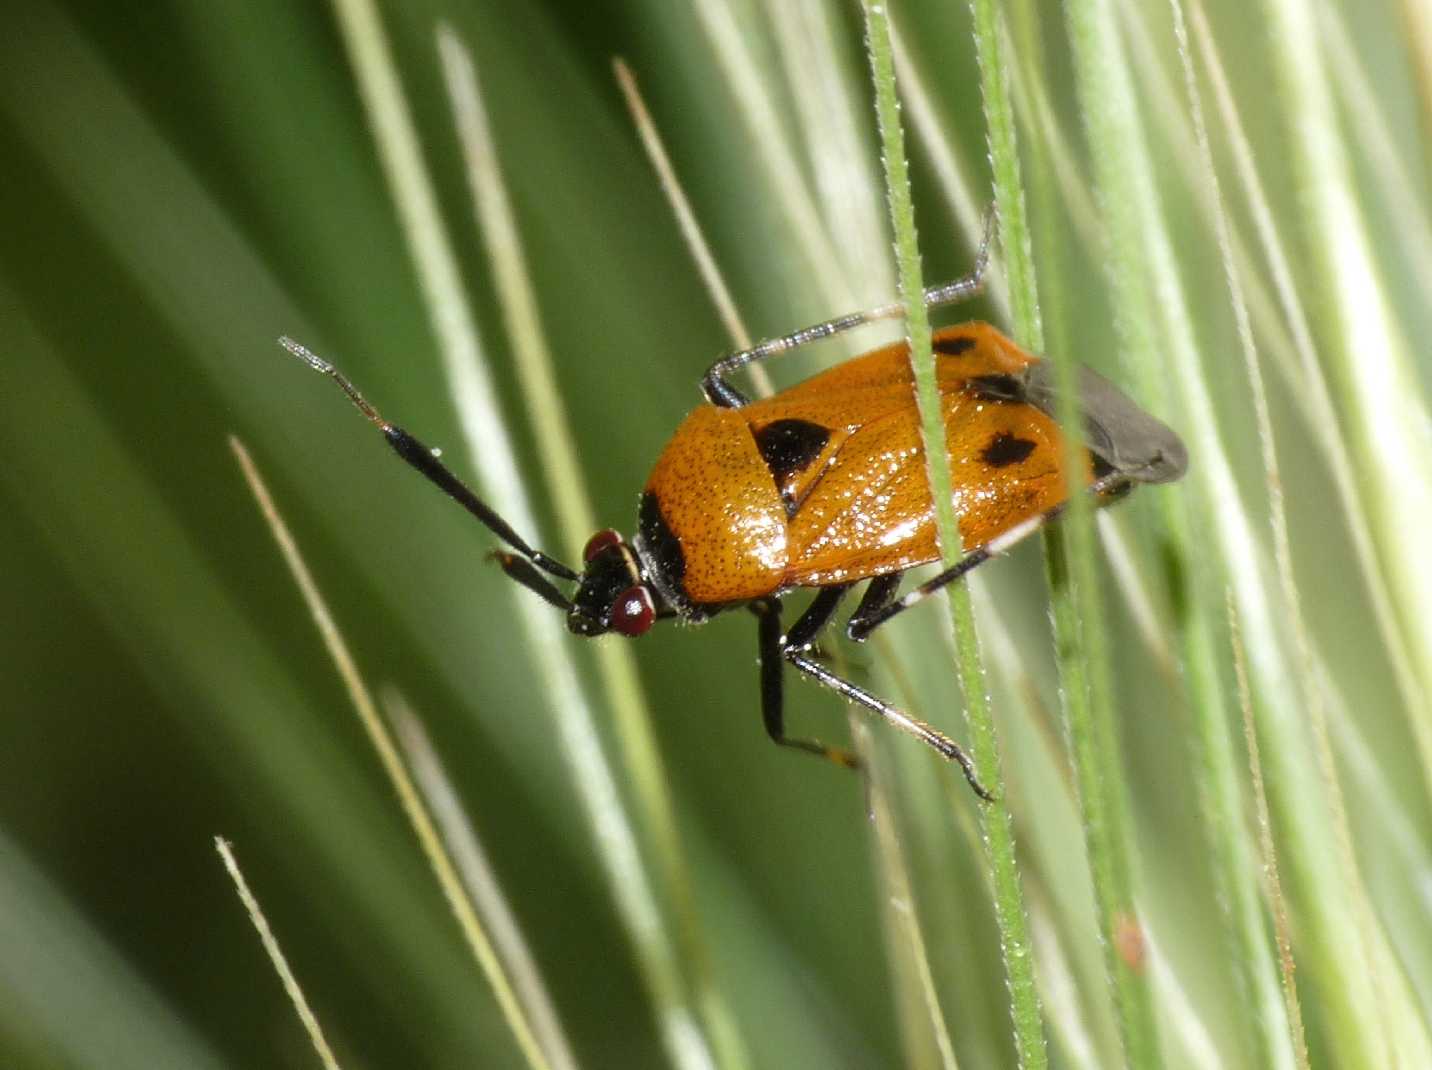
[215,838,343,1070]
[435,29,746,1069]
[1181,0,1429,755]
[1265,0,1432,812]
[863,4,1048,1067]
[231,437,555,1070]
[691,0,855,309]
[1162,3,1303,1065]
[324,6,724,1067]
[385,691,581,1070]
[1228,596,1312,1070]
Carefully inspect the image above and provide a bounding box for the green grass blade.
[863,4,1049,1067]
[325,5,726,1067]
[435,27,747,1069]
[216,838,344,1070]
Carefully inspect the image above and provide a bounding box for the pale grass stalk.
[229,438,554,1070]
[1316,4,1432,301]
[690,0,855,309]
[860,722,960,1070]
[1166,4,1304,1065]
[434,28,739,1070]
[323,5,719,1068]
[384,690,579,1070]
[1268,0,1432,1060]
[1133,0,1429,749]
[215,838,343,1070]
[1066,0,1392,1059]
[766,0,890,296]
[1228,596,1311,1070]
[864,5,1048,1068]
[1186,0,1427,742]
[1140,922,1220,1070]
[611,58,764,382]
[1026,901,1099,1070]
[1265,0,1432,772]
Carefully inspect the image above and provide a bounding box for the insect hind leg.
[783,649,992,800]
[750,593,860,770]
[750,587,993,799]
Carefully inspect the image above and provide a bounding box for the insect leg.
[784,650,992,800]
[750,594,860,770]
[281,337,578,582]
[701,207,997,408]
[844,574,903,640]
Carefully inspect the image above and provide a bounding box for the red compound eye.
[610,585,655,637]
[582,528,624,562]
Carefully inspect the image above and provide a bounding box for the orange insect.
[285,229,1185,799]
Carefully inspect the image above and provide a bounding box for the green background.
[2,1,1429,1067]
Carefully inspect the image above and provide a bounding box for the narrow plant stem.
[890,18,1012,322]
[215,838,343,1070]
[1166,4,1301,1065]
[230,438,554,1070]
[691,0,855,310]
[1228,597,1311,1070]
[1060,1,1182,1066]
[385,690,581,1070]
[969,0,1040,349]
[862,5,1047,1068]
[324,5,722,1067]
[981,1,1159,1067]
[434,29,744,1070]
[861,723,962,1070]
[612,58,759,362]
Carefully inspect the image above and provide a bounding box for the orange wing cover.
[643,322,1088,603]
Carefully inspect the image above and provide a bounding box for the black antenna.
[281,337,579,582]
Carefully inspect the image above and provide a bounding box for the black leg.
[751,596,859,770]
[845,574,902,640]
[784,650,993,801]
[701,208,996,409]
[750,589,993,799]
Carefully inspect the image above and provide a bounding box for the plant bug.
[282,226,1185,800]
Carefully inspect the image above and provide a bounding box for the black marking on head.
[634,491,718,622]
[753,419,830,488]
[638,491,685,596]
[934,334,976,357]
[967,374,1024,402]
[569,542,639,635]
[982,431,1038,468]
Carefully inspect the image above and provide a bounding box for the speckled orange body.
[642,322,1090,605]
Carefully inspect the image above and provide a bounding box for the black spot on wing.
[982,431,1038,468]
[967,374,1024,402]
[753,419,830,487]
[933,334,976,357]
